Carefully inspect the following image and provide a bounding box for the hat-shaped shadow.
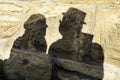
[48,7,104,80]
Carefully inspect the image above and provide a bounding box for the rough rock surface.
[4,48,52,80]
[0,2,22,40]
[0,2,23,60]
[95,8,120,67]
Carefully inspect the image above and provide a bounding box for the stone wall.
[0,0,120,80]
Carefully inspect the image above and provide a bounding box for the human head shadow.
[13,13,48,53]
[48,8,87,61]
[48,7,104,80]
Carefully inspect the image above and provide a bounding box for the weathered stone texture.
[116,70,120,80]
[54,0,120,5]
[94,8,120,67]
[5,0,120,6]
[0,2,23,60]
[0,2,22,39]
[54,0,95,4]
[0,21,20,39]
[95,0,120,5]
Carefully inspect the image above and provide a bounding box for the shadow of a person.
[48,7,104,80]
[48,8,87,61]
[13,13,48,53]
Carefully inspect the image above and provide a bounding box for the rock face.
[0,2,23,60]
[95,8,120,67]
[0,2,22,40]
[4,48,52,80]
[13,14,48,53]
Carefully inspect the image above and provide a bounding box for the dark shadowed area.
[0,8,104,80]
[13,13,48,53]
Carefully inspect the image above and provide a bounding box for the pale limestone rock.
[0,2,23,60]
[0,2,22,12]
[95,0,120,5]
[0,21,21,39]
[103,63,120,80]
[116,69,120,80]
[54,0,119,6]
[54,0,95,4]
[0,38,15,60]
[103,64,117,80]
[94,8,120,67]
[8,0,56,3]
[0,2,23,39]
[5,0,120,6]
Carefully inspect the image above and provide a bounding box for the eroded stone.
[94,8,120,67]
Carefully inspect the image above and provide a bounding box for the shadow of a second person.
[48,7,104,80]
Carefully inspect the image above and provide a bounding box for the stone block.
[95,0,120,6]
[0,2,23,39]
[94,8,120,67]
[54,0,95,4]
[0,2,23,60]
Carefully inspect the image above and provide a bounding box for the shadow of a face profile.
[48,7,104,80]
